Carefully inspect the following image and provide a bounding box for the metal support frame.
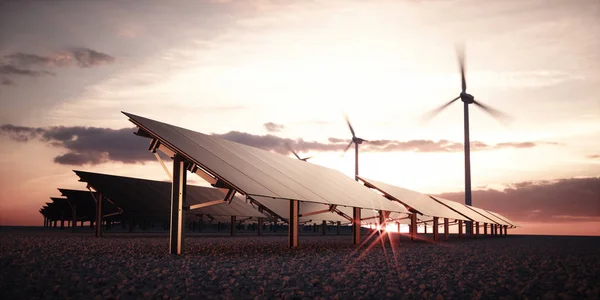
[170,154,187,255]
[95,192,103,238]
[248,197,287,223]
[337,221,341,235]
[444,218,449,240]
[257,217,262,236]
[321,220,326,236]
[289,200,299,248]
[230,216,236,236]
[484,223,487,235]
[352,207,361,245]
[410,213,417,241]
[475,222,480,237]
[504,225,508,236]
[458,219,463,239]
[433,217,439,241]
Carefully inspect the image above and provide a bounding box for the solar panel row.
[39,111,516,254]
[118,112,515,254]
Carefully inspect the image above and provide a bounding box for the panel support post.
[289,200,299,248]
[410,213,417,241]
[198,215,203,233]
[257,217,262,236]
[444,218,449,241]
[504,225,508,236]
[483,223,487,235]
[352,207,361,245]
[433,217,439,241]
[95,192,103,238]
[321,220,326,236]
[72,204,77,233]
[337,221,341,235]
[458,219,463,239]
[169,154,187,255]
[230,216,236,236]
[475,222,480,238]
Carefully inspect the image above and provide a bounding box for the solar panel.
[466,205,511,226]
[74,171,266,219]
[485,209,519,227]
[123,112,409,214]
[249,195,351,224]
[430,196,498,224]
[358,176,469,221]
[58,189,119,217]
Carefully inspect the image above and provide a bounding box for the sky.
[0,0,599,235]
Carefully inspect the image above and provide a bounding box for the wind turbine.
[342,115,369,182]
[422,45,511,235]
[285,142,312,162]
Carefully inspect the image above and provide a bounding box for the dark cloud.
[433,177,600,223]
[0,123,557,165]
[214,131,553,154]
[0,65,55,77]
[4,53,61,67]
[263,122,284,133]
[70,47,115,68]
[213,131,346,155]
[588,154,600,159]
[1,77,15,85]
[4,48,115,68]
[1,48,114,85]
[0,125,149,166]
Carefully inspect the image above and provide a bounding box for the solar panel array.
[124,112,409,214]
[74,170,267,219]
[359,176,469,221]
[466,205,513,226]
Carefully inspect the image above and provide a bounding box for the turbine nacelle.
[353,137,366,144]
[460,92,475,104]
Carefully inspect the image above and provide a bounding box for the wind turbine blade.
[456,44,467,92]
[344,114,356,138]
[341,141,353,157]
[285,142,302,160]
[303,156,313,161]
[473,100,514,125]
[420,96,460,125]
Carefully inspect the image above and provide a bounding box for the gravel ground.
[1,231,599,299]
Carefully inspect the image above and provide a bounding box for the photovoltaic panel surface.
[430,196,498,224]
[466,205,511,226]
[123,112,408,214]
[74,171,265,218]
[485,210,519,227]
[358,176,469,221]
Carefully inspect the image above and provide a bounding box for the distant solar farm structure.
[121,112,516,255]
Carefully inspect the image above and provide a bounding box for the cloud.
[0,65,55,77]
[4,48,115,68]
[1,48,115,85]
[0,123,557,165]
[0,125,149,166]
[70,48,115,68]
[263,122,284,132]
[588,154,600,159]
[1,77,15,85]
[433,177,600,223]
[214,131,553,154]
